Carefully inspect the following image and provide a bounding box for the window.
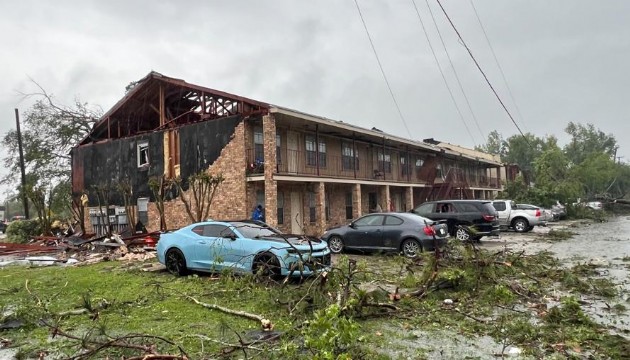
[401,156,409,176]
[277,192,284,225]
[385,215,403,226]
[319,141,326,167]
[345,192,353,220]
[254,127,264,162]
[413,203,434,216]
[492,201,506,211]
[437,203,455,213]
[378,151,391,173]
[305,136,316,166]
[305,135,326,167]
[193,224,235,238]
[415,158,424,175]
[276,133,282,165]
[309,192,316,223]
[342,142,359,171]
[354,215,384,226]
[457,203,478,213]
[436,163,444,179]
[137,141,149,167]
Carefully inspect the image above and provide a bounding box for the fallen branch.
[451,308,491,324]
[42,320,189,360]
[364,302,400,311]
[186,295,273,331]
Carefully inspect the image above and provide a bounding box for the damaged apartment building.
[71,72,507,236]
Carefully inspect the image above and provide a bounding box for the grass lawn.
[1,242,629,359]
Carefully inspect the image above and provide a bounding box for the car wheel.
[455,227,471,241]
[252,253,281,277]
[165,248,188,276]
[512,218,529,233]
[327,236,344,254]
[401,238,422,258]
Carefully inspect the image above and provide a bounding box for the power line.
[410,0,477,147]
[422,0,485,144]
[434,0,529,144]
[352,0,413,139]
[468,0,529,133]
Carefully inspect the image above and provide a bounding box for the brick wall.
[262,115,278,227]
[144,121,248,231]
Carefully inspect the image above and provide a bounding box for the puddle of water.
[378,326,531,359]
[0,349,18,360]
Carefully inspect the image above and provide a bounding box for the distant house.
[71,72,503,236]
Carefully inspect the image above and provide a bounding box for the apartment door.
[287,131,298,174]
[392,192,402,212]
[290,191,303,234]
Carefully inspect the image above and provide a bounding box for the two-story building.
[71,72,503,236]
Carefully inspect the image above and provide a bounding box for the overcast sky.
[1,0,629,198]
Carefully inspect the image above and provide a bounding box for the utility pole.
[15,108,29,219]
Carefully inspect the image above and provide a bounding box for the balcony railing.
[245,149,501,188]
[468,176,501,188]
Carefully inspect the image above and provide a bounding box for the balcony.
[467,175,501,189]
[248,149,437,184]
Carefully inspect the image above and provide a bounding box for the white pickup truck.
[491,200,546,233]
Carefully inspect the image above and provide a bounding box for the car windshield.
[231,222,280,238]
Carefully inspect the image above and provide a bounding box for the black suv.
[0,221,6,234]
[410,200,500,241]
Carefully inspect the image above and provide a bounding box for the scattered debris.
[0,230,160,267]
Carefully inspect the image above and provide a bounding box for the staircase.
[421,167,473,201]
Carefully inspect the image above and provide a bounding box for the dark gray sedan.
[321,212,449,258]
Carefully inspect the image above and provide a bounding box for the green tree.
[533,147,581,204]
[564,122,616,165]
[502,133,557,184]
[570,152,619,199]
[475,130,506,158]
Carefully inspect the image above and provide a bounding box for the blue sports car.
[157,220,331,277]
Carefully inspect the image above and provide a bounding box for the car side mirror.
[349,222,357,229]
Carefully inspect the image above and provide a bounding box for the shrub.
[6,219,42,244]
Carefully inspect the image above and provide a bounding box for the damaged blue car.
[157,220,331,277]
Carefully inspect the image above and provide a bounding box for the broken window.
[137,141,149,167]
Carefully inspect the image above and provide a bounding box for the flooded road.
[379,217,630,359]
[485,216,630,334]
